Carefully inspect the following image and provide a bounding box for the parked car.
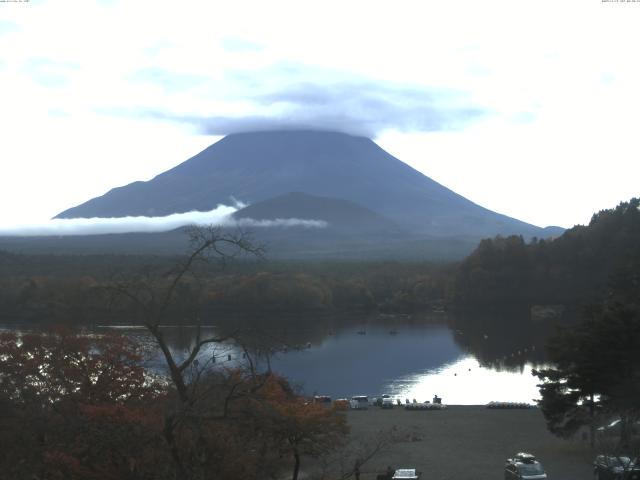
[350,395,369,410]
[373,396,384,407]
[381,394,394,409]
[505,452,547,480]
[593,455,640,480]
[391,468,421,479]
[313,395,332,404]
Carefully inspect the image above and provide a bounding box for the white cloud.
[233,218,327,229]
[0,203,328,237]
[0,205,238,236]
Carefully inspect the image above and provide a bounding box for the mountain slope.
[232,192,400,233]
[56,130,545,237]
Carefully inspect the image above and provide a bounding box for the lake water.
[267,322,542,405]
[91,311,549,405]
[2,311,549,405]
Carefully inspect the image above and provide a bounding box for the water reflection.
[386,357,541,405]
[268,322,465,398]
[450,308,552,370]
[5,309,559,405]
[265,314,547,404]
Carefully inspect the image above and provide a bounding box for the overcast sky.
[1,0,639,230]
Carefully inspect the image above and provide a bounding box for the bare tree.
[106,225,266,479]
[104,226,354,480]
[108,226,262,397]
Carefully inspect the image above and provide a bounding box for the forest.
[0,252,452,325]
[453,198,640,308]
[1,199,639,326]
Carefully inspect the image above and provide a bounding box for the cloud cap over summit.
[123,64,486,138]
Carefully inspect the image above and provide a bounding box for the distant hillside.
[0,227,480,261]
[55,130,552,238]
[453,198,640,307]
[232,192,400,233]
[0,190,478,260]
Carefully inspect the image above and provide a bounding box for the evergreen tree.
[535,301,640,448]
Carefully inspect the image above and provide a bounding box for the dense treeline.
[454,198,640,307]
[0,252,453,324]
[205,261,450,313]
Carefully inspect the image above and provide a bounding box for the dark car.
[505,452,547,480]
[593,455,640,480]
[312,395,332,405]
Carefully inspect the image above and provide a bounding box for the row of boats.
[314,396,534,410]
[313,394,447,410]
[486,401,535,409]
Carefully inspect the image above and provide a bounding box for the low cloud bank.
[0,204,328,237]
[0,205,239,237]
[234,218,328,228]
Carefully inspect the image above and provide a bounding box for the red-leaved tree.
[0,328,170,479]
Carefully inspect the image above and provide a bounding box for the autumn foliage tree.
[232,374,349,480]
[0,328,169,479]
[0,327,351,480]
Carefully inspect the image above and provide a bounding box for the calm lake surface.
[266,321,542,405]
[5,311,550,405]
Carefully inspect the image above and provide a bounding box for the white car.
[350,395,369,410]
[381,395,394,409]
[392,468,421,479]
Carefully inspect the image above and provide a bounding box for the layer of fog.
[0,204,328,237]
[235,218,327,228]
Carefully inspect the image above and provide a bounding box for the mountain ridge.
[55,130,551,239]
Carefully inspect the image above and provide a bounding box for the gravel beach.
[344,405,594,480]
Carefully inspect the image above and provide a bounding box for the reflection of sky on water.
[268,324,461,397]
[385,357,541,405]
[8,319,543,405]
[267,323,541,404]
